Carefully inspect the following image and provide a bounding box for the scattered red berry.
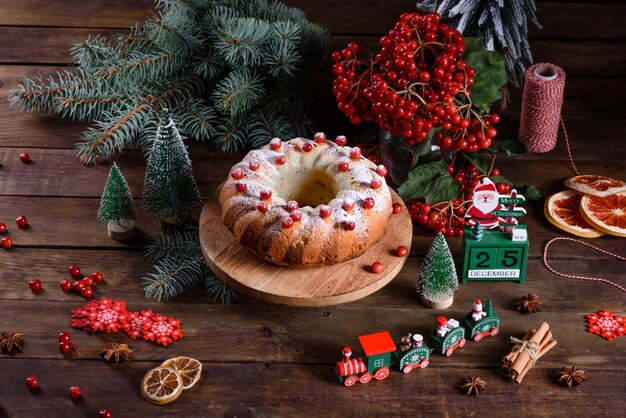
[25,376,39,390]
[29,279,42,293]
[371,261,384,274]
[230,168,243,180]
[19,152,31,163]
[314,132,326,143]
[68,386,81,399]
[82,276,94,287]
[69,265,81,277]
[81,287,93,298]
[60,279,72,291]
[0,222,6,233]
[92,272,104,283]
[73,280,85,292]
[396,246,408,257]
[15,215,28,228]
[1,237,13,249]
[59,341,71,354]
[99,409,113,418]
[335,135,347,146]
[58,332,71,344]
[392,203,402,214]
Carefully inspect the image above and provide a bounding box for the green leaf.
[463,37,508,113]
[461,151,489,174]
[490,174,512,186]
[397,160,461,204]
[499,139,529,156]
[490,175,541,201]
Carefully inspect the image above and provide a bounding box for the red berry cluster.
[58,331,81,356]
[331,12,499,152]
[406,160,509,235]
[0,215,29,250]
[60,265,104,299]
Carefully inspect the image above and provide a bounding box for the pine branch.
[171,98,218,141]
[144,253,206,301]
[214,17,273,67]
[213,117,249,152]
[211,68,265,117]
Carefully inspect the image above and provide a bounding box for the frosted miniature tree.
[417,233,458,309]
[143,109,201,225]
[472,221,483,241]
[98,163,136,240]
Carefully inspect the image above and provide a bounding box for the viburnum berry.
[1,237,13,249]
[335,135,347,146]
[59,341,72,354]
[260,190,272,200]
[258,202,269,213]
[235,182,247,193]
[342,221,356,231]
[92,272,104,283]
[338,161,349,172]
[230,168,244,180]
[58,331,71,344]
[396,246,408,257]
[81,287,93,298]
[0,222,6,233]
[82,276,94,287]
[68,386,81,400]
[73,280,85,292]
[29,279,42,293]
[249,160,260,171]
[319,206,332,218]
[99,409,113,418]
[302,142,313,153]
[25,376,39,390]
[60,279,72,291]
[392,203,402,214]
[342,199,355,211]
[275,155,286,165]
[282,218,294,229]
[314,132,326,143]
[69,265,81,277]
[371,261,384,274]
[363,197,375,209]
[19,152,31,163]
[16,216,28,228]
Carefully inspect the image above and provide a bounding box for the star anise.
[557,365,587,388]
[99,343,133,363]
[460,376,486,396]
[515,292,544,314]
[0,332,23,353]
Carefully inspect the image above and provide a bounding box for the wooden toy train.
[335,299,500,386]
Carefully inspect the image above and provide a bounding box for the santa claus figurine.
[471,299,487,322]
[465,177,503,230]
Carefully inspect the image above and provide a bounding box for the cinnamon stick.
[509,322,550,378]
[503,322,557,384]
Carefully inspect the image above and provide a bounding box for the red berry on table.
[99,409,113,418]
[1,237,13,249]
[257,202,269,213]
[81,287,93,298]
[371,261,384,274]
[314,132,326,143]
[275,155,286,165]
[59,341,71,354]
[73,280,85,292]
[20,152,31,163]
[25,376,39,390]
[58,332,71,343]
[0,222,6,233]
[230,168,243,180]
[92,272,104,283]
[82,276,94,287]
[16,216,28,228]
[376,165,388,177]
[29,278,42,292]
[396,246,408,257]
[363,197,375,209]
[60,279,72,291]
[68,386,81,399]
[392,203,402,214]
[249,160,260,171]
[370,179,382,189]
[349,147,361,159]
[281,218,294,229]
[235,182,247,193]
[335,135,347,146]
[69,264,81,277]
[338,161,349,172]
[319,206,332,218]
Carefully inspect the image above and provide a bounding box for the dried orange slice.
[565,175,626,197]
[141,366,183,405]
[544,190,604,238]
[580,191,626,237]
[161,357,202,390]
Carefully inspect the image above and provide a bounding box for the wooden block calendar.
[460,225,528,283]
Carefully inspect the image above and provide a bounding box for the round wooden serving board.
[200,186,413,307]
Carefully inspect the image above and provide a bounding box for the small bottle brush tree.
[143,109,201,225]
[98,163,136,240]
[417,233,458,309]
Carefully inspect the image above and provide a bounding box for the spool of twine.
[519,63,566,153]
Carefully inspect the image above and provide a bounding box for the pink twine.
[543,237,626,294]
[519,63,566,154]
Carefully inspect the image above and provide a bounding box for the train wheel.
[473,333,483,342]
[459,338,466,347]
[402,364,413,374]
[374,367,390,380]
[420,359,429,368]
[359,373,372,384]
[445,347,454,357]
[491,327,499,336]
[344,376,357,387]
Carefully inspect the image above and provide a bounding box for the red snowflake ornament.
[587,310,624,341]
[143,314,183,346]
[123,310,154,340]
[70,298,128,333]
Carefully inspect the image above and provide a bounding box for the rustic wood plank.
[0,0,154,28]
[0,359,620,417]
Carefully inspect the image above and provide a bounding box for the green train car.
[391,334,430,373]
[429,317,466,357]
[462,299,501,342]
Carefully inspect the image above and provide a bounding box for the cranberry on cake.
[219,134,393,267]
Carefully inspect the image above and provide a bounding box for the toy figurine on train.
[461,177,529,283]
[335,299,501,386]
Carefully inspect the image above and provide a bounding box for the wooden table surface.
[0,1,624,417]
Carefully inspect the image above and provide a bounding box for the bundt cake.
[219,133,393,267]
